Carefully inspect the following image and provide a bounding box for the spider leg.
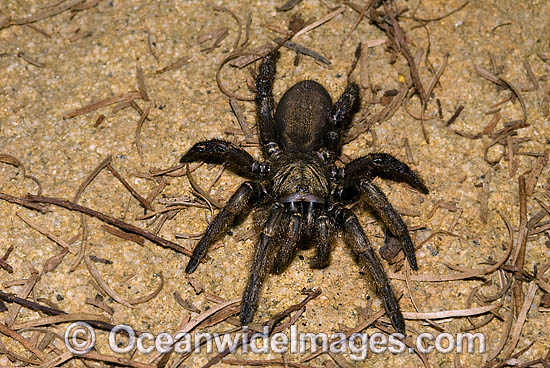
[324,83,359,159]
[359,180,418,270]
[241,202,285,325]
[180,139,268,178]
[271,209,301,274]
[185,181,260,274]
[332,205,405,333]
[309,214,333,269]
[343,153,428,193]
[256,52,282,158]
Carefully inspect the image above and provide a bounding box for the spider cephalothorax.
[180,51,428,333]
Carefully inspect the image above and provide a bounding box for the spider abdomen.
[274,80,332,153]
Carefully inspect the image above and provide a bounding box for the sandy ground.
[1,0,549,367]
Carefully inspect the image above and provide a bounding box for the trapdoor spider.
[180,51,428,333]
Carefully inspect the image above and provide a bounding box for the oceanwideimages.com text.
[65,322,486,361]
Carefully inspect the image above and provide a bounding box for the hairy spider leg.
[255,51,281,158]
[309,214,333,269]
[343,153,429,194]
[338,152,429,269]
[185,181,260,274]
[241,202,285,325]
[332,205,406,334]
[270,208,301,274]
[324,83,360,160]
[359,181,418,270]
[180,139,268,178]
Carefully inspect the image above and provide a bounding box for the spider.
[180,51,428,333]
